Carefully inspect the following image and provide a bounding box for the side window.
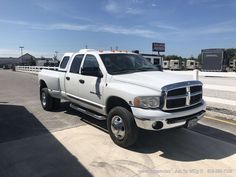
[83,55,99,69]
[154,58,160,65]
[60,56,69,69]
[146,58,151,62]
[70,54,84,74]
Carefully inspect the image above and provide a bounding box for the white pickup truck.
[38,49,206,147]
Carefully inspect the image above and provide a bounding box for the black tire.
[107,106,138,148]
[40,88,60,111]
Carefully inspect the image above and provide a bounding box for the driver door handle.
[66,76,70,80]
[79,79,85,84]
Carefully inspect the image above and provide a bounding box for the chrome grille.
[162,81,203,111]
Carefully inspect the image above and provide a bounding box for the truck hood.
[112,71,192,91]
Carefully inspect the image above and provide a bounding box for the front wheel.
[107,106,138,148]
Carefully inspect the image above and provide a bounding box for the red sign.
[152,43,165,52]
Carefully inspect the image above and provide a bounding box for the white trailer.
[163,60,169,69]
[195,61,200,69]
[141,54,163,68]
[186,60,196,70]
[170,60,181,70]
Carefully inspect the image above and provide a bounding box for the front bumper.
[132,101,206,130]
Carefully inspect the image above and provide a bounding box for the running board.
[70,104,106,120]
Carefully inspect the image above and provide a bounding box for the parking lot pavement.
[0,70,236,177]
[0,70,87,139]
[1,123,235,177]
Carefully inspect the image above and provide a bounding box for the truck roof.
[76,49,134,55]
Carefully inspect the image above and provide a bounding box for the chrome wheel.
[41,92,47,107]
[111,115,125,140]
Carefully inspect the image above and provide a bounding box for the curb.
[206,107,236,122]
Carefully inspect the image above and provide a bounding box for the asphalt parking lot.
[0,70,236,177]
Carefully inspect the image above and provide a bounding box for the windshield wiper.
[111,69,137,75]
[135,67,158,71]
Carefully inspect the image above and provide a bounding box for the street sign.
[152,43,165,52]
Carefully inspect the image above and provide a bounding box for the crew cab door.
[64,54,84,99]
[77,54,105,113]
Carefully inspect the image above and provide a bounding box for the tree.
[165,55,182,61]
[225,48,236,61]
[197,53,202,64]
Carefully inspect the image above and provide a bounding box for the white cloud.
[166,20,236,39]
[47,23,91,31]
[0,49,20,57]
[0,19,29,26]
[153,23,179,31]
[193,20,236,35]
[105,0,119,13]
[96,25,157,37]
[125,7,143,14]
[45,23,157,38]
[187,0,217,5]
[104,0,145,15]
[0,18,159,38]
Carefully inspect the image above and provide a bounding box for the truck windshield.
[100,54,160,75]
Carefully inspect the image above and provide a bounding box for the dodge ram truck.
[38,49,206,147]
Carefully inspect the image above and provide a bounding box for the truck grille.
[162,81,203,111]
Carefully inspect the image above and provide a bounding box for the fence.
[15,66,58,74]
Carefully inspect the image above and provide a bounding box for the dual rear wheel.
[40,88,60,111]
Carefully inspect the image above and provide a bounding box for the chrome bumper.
[132,101,206,131]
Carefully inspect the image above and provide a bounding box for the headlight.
[134,96,160,109]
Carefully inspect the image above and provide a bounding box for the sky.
[0,0,236,58]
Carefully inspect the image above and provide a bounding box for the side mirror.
[81,67,103,78]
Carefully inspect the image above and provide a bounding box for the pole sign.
[152,43,165,52]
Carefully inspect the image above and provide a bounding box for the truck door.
[77,54,105,113]
[65,54,84,99]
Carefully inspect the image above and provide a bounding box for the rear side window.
[70,54,84,74]
[60,56,70,69]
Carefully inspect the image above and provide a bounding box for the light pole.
[54,51,58,61]
[19,46,24,56]
[19,46,24,65]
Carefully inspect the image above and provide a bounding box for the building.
[19,53,36,66]
[0,57,20,67]
[132,50,163,70]
[201,49,228,72]
[0,53,58,68]
[141,53,163,67]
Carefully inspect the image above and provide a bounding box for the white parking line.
[204,96,236,106]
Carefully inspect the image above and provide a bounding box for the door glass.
[70,54,84,73]
[83,55,99,69]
